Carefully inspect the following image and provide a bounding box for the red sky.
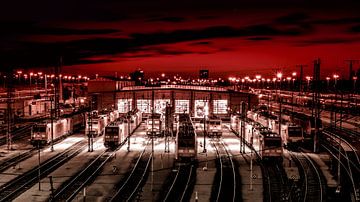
[1,0,359,78]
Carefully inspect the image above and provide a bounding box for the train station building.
[88,77,259,117]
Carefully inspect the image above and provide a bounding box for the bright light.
[17,71,22,74]
[333,74,339,79]
[255,75,261,80]
[306,76,311,81]
[161,73,165,77]
[326,77,330,81]
[38,72,42,76]
[276,72,283,79]
[286,77,291,81]
[353,76,358,80]
[30,72,34,76]
[292,72,297,77]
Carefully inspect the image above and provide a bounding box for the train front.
[261,131,283,159]
[31,123,48,146]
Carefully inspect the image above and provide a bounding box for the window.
[213,100,228,114]
[175,100,190,113]
[137,99,151,113]
[118,99,132,113]
[155,99,170,114]
[194,100,209,118]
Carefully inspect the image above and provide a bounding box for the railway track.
[321,131,359,201]
[289,151,326,201]
[0,124,33,145]
[0,140,87,202]
[0,148,37,173]
[50,148,119,201]
[160,163,197,202]
[262,159,289,202]
[108,140,152,202]
[210,138,240,202]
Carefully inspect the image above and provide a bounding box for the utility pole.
[313,59,321,153]
[6,70,14,151]
[50,95,54,152]
[241,102,246,154]
[345,60,359,82]
[296,64,307,93]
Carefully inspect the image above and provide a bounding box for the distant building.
[130,69,144,83]
[199,69,209,79]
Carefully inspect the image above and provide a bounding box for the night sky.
[1,0,360,78]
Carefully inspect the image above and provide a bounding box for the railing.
[121,85,228,92]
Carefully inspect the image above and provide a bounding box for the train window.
[264,139,282,147]
[194,100,209,118]
[35,126,46,132]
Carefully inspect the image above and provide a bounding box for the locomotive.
[176,114,197,160]
[31,112,85,146]
[104,108,142,149]
[146,113,163,136]
[231,114,283,159]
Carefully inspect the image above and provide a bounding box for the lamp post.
[333,74,339,89]
[203,99,209,153]
[17,71,22,83]
[276,72,282,140]
[353,76,357,93]
[30,72,33,95]
[326,77,330,91]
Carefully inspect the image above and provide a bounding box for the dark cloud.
[297,38,360,46]
[349,24,360,33]
[0,21,120,36]
[0,23,312,68]
[275,13,309,24]
[147,16,187,23]
[190,41,212,45]
[312,17,360,25]
[247,37,272,41]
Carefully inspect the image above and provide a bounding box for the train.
[231,114,283,159]
[104,119,125,148]
[282,110,323,139]
[206,118,222,137]
[85,110,106,137]
[247,110,305,145]
[104,108,142,149]
[176,114,197,160]
[146,113,163,136]
[31,112,85,146]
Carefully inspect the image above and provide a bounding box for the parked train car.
[31,112,86,146]
[206,118,222,137]
[104,109,143,149]
[85,110,106,137]
[104,119,125,148]
[109,110,120,123]
[31,118,72,146]
[282,110,323,139]
[176,114,197,160]
[284,124,304,144]
[146,113,162,136]
[231,114,283,159]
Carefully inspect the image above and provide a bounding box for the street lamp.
[352,76,357,92]
[306,76,311,91]
[333,74,339,88]
[276,72,282,141]
[326,77,331,90]
[17,71,22,83]
[203,99,209,153]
